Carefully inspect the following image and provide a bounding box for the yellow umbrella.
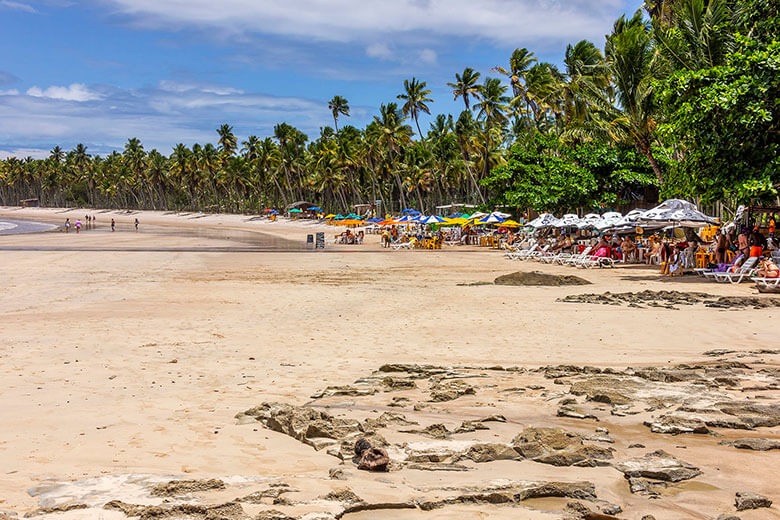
[501,219,521,228]
[444,217,468,226]
[324,214,336,219]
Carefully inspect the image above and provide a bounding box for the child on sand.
[64,218,70,233]
[75,220,82,233]
[134,218,139,231]
[111,219,115,232]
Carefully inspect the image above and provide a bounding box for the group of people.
[335,228,364,244]
[63,216,139,233]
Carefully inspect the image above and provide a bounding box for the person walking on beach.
[111,218,115,232]
[134,218,139,231]
[64,218,70,233]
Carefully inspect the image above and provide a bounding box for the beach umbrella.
[334,214,345,220]
[526,213,560,229]
[469,211,488,220]
[289,208,303,213]
[721,205,745,234]
[324,213,336,219]
[308,206,322,212]
[577,213,601,229]
[491,211,512,219]
[593,212,623,232]
[418,215,447,225]
[639,199,718,228]
[263,208,276,213]
[476,214,506,225]
[555,213,581,228]
[502,219,521,228]
[401,208,421,215]
[366,217,382,223]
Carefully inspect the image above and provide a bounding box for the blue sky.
[0,0,644,159]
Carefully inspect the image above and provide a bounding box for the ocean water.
[0,219,57,235]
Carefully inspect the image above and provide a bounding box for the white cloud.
[0,0,36,13]
[0,148,49,160]
[101,0,624,45]
[0,80,333,154]
[26,83,102,102]
[0,89,20,96]
[366,43,393,60]
[419,48,437,65]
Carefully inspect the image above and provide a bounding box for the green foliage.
[658,36,780,204]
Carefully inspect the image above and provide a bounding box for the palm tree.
[397,78,434,141]
[49,146,64,164]
[602,10,665,184]
[328,95,350,132]
[474,78,509,178]
[217,124,237,157]
[492,48,537,122]
[447,67,481,110]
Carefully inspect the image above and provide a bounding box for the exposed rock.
[362,411,417,430]
[644,414,711,435]
[720,438,780,451]
[310,385,376,399]
[380,377,416,390]
[400,423,450,439]
[429,380,475,402]
[628,443,645,448]
[255,511,296,520]
[613,450,702,482]
[240,402,362,450]
[104,500,247,520]
[453,420,490,434]
[318,489,363,504]
[559,290,780,309]
[355,438,390,472]
[23,504,88,517]
[716,515,741,520]
[735,491,772,510]
[377,364,452,379]
[568,376,641,405]
[558,406,598,420]
[419,480,597,510]
[627,476,667,496]
[462,443,519,463]
[150,479,226,497]
[328,467,347,480]
[512,427,613,466]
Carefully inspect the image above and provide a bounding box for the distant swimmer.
[134,218,139,231]
[65,218,70,233]
[111,218,115,232]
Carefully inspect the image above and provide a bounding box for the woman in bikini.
[755,258,780,279]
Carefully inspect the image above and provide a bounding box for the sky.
[0,0,644,159]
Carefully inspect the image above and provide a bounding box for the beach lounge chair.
[524,245,551,260]
[576,252,615,269]
[556,246,593,266]
[712,257,759,283]
[505,240,537,260]
[392,238,418,251]
[752,276,780,290]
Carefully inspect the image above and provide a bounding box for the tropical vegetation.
[1,0,777,214]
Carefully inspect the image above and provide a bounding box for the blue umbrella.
[309,206,322,212]
[420,215,447,225]
[401,209,421,215]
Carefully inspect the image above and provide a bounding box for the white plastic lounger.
[712,257,758,283]
[558,246,593,266]
[752,276,780,289]
[392,239,417,251]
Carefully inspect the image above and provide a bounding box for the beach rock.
[318,489,363,504]
[240,402,362,448]
[377,364,452,379]
[400,423,451,439]
[237,484,296,503]
[568,376,640,405]
[720,438,780,451]
[627,476,667,496]
[150,478,226,497]
[255,511,296,520]
[453,420,490,433]
[644,414,711,435]
[511,427,613,466]
[23,504,88,517]
[355,439,390,472]
[419,480,597,510]
[362,411,416,430]
[716,401,780,428]
[562,501,621,519]
[328,467,347,480]
[429,379,475,402]
[613,450,701,482]
[735,491,772,510]
[104,500,247,520]
[380,377,416,390]
[558,406,598,420]
[716,515,741,520]
[310,385,376,399]
[463,443,519,463]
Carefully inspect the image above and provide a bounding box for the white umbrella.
[721,205,745,234]
[491,211,512,219]
[577,213,601,229]
[639,199,718,228]
[527,213,560,229]
[476,214,507,224]
[469,211,488,220]
[593,212,624,232]
[556,213,581,228]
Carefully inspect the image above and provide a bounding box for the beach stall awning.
[286,201,317,211]
[639,199,718,228]
[577,213,601,229]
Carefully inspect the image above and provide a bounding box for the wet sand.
[0,206,778,519]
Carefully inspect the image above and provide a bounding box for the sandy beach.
[1,206,778,520]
